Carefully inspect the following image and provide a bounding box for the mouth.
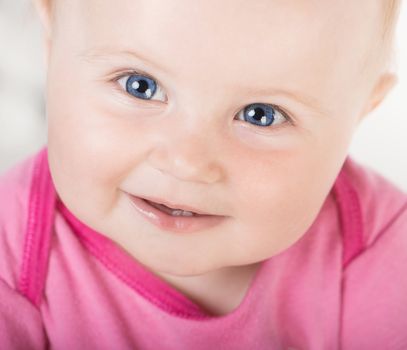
[143,199,207,217]
[139,194,219,217]
[126,193,226,234]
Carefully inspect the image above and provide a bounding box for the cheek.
[46,73,145,221]
[228,119,353,256]
[47,71,137,183]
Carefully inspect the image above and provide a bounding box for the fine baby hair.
[0,0,406,349]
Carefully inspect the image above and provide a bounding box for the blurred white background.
[0,1,406,191]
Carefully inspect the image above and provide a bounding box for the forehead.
[59,0,381,106]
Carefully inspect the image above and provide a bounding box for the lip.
[139,194,215,216]
[126,194,227,234]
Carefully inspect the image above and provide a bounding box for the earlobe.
[358,72,398,121]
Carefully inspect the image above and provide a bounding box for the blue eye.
[236,103,289,128]
[117,73,290,129]
[118,73,166,102]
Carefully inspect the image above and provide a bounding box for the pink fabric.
[18,147,56,308]
[56,199,209,319]
[0,146,406,349]
[333,170,365,268]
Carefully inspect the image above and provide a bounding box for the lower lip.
[127,194,227,234]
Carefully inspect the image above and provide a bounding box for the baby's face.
[46,0,382,275]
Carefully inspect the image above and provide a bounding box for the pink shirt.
[0,146,406,350]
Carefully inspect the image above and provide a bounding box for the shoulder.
[342,156,407,248]
[340,158,407,347]
[0,150,40,289]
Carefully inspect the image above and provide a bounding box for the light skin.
[34,0,397,315]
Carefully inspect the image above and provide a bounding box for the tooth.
[171,209,194,217]
[171,210,183,216]
[147,200,196,216]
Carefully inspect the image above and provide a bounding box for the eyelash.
[112,70,294,132]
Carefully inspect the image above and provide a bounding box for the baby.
[0,0,406,349]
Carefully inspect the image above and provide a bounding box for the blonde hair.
[39,0,402,76]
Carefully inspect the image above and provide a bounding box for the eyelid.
[112,68,157,84]
[113,69,168,103]
[236,107,294,135]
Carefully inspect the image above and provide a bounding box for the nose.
[147,123,224,184]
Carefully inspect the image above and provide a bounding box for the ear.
[32,0,53,65]
[358,72,398,122]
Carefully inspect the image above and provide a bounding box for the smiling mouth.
[126,194,226,234]
[143,199,207,217]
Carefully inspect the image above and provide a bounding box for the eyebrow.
[79,46,172,73]
[80,46,328,114]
